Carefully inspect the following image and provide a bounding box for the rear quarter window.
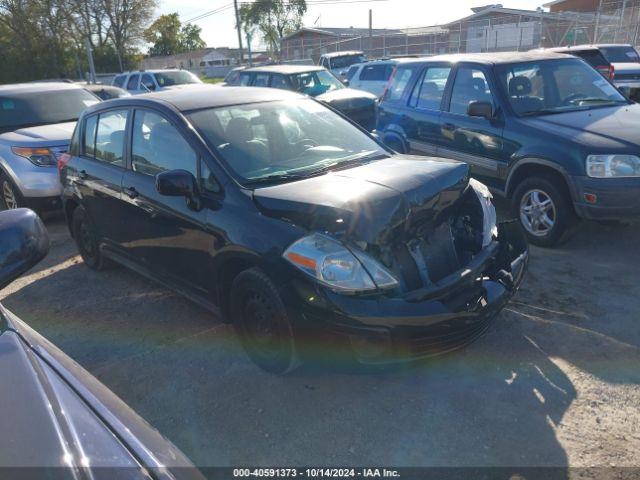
[384,66,419,101]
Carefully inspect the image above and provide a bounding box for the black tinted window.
[126,74,139,90]
[449,67,493,115]
[239,73,252,86]
[94,110,128,167]
[572,50,609,67]
[254,73,269,87]
[600,46,640,63]
[360,64,391,81]
[0,89,99,133]
[270,74,289,90]
[141,74,156,91]
[113,75,126,88]
[131,110,197,177]
[410,66,451,110]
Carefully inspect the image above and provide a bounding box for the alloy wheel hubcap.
[520,189,556,237]
[2,181,18,209]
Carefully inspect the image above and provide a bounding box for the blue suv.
[377,51,640,246]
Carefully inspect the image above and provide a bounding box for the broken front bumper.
[285,222,528,364]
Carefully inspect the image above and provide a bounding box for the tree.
[241,0,306,56]
[144,13,206,56]
[180,23,205,51]
[238,3,258,65]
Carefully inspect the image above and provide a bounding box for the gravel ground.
[1,213,639,472]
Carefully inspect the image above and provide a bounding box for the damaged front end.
[256,157,528,363]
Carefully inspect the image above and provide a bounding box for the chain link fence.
[281,2,640,62]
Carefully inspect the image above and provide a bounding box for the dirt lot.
[1,212,639,471]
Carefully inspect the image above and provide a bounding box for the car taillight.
[609,64,615,80]
[57,152,71,172]
[381,67,397,100]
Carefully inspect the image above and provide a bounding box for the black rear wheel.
[72,206,111,270]
[231,268,299,374]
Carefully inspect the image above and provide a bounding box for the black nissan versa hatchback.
[60,85,527,374]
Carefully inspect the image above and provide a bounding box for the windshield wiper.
[243,173,310,186]
[299,152,388,177]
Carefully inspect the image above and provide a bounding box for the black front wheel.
[0,174,23,210]
[512,175,576,247]
[231,268,300,374]
[72,206,111,270]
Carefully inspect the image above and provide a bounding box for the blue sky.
[159,0,547,49]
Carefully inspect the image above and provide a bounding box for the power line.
[184,3,234,23]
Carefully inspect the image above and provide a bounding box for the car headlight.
[469,178,497,247]
[12,147,57,167]
[283,233,398,293]
[586,154,640,178]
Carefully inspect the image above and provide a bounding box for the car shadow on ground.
[1,215,638,469]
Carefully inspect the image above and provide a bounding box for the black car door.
[404,64,453,155]
[73,109,131,248]
[438,63,505,187]
[119,107,213,297]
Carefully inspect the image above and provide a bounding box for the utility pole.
[233,0,244,65]
[85,38,96,84]
[368,9,373,57]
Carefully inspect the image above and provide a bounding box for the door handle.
[442,123,456,131]
[78,170,88,179]
[124,186,139,199]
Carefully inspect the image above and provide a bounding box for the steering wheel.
[561,93,588,106]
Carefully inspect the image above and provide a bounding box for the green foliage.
[239,0,306,56]
[144,13,206,56]
[0,0,157,83]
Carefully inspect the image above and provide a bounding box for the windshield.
[496,58,627,116]
[330,54,367,69]
[0,89,99,133]
[289,70,344,96]
[600,46,640,63]
[187,98,387,185]
[153,70,202,87]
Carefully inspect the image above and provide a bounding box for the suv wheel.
[512,175,575,247]
[231,268,300,375]
[72,206,111,270]
[1,174,22,210]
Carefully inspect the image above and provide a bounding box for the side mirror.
[0,209,49,290]
[342,79,350,87]
[468,101,494,119]
[156,169,201,210]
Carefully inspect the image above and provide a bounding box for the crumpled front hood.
[253,156,469,245]
[524,105,640,150]
[0,121,75,146]
[316,88,377,110]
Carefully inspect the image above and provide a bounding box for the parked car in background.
[596,44,640,100]
[221,66,246,85]
[533,46,615,80]
[112,69,202,95]
[344,59,408,97]
[377,51,640,247]
[0,208,203,479]
[0,82,99,211]
[319,50,367,80]
[60,86,527,374]
[226,65,378,131]
[82,83,131,100]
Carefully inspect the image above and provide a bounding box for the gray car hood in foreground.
[253,155,469,246]
[0,305,203,479]
[0,121,75,146]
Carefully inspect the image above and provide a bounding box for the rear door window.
[448,66,493,115]
[131,109,197,177]
[126,74,139,91]
[253,73,270,87]
[410,66,452,110]
[239,72,252,86]
[140,74,156,91]
[270,74,289,90]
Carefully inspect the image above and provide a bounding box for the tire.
[0,173,23,210]
[511,175,576,247]
[231,267,300,374]
[384,136,406,154]
[72,206,111,270]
